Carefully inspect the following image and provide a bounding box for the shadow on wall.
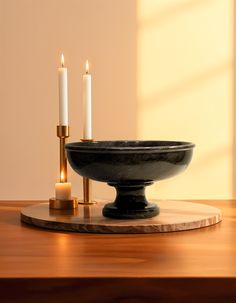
[137,0,233,199]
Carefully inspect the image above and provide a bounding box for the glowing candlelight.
[55,171,71,200]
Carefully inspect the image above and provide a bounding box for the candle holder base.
[49,197,78,210]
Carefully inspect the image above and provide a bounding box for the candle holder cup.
[65,140,195,219]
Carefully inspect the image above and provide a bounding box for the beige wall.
[0,0,233,200]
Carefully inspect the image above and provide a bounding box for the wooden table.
[0,200,235,303]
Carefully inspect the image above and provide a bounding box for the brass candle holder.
[57,125,69,182]
[49,125,78,210]
[79,138,97,205]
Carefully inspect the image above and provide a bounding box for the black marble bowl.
[65,141,195,219]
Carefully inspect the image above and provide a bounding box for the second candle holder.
[79,138,97,205]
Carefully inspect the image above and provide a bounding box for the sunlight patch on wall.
[137,0,233,199]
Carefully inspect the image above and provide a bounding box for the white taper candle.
[58,54,68,125]
[83,60,92,139]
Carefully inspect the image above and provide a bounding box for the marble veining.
[21,200,222,234]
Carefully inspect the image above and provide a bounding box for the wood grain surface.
[0,200,236,303]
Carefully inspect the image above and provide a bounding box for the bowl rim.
[65,140,195,153]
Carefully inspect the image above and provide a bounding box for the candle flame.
[61,54,65,67]
[85,60,89,74]
[60,170,65,183]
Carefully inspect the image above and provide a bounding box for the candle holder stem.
[83,177,91,203]
[79,139,97,205]
[57,125,69,181]
[59,137,67,182]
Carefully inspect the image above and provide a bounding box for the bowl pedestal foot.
[103,181,159,219]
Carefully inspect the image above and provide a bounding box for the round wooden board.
[20,200,222,234]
